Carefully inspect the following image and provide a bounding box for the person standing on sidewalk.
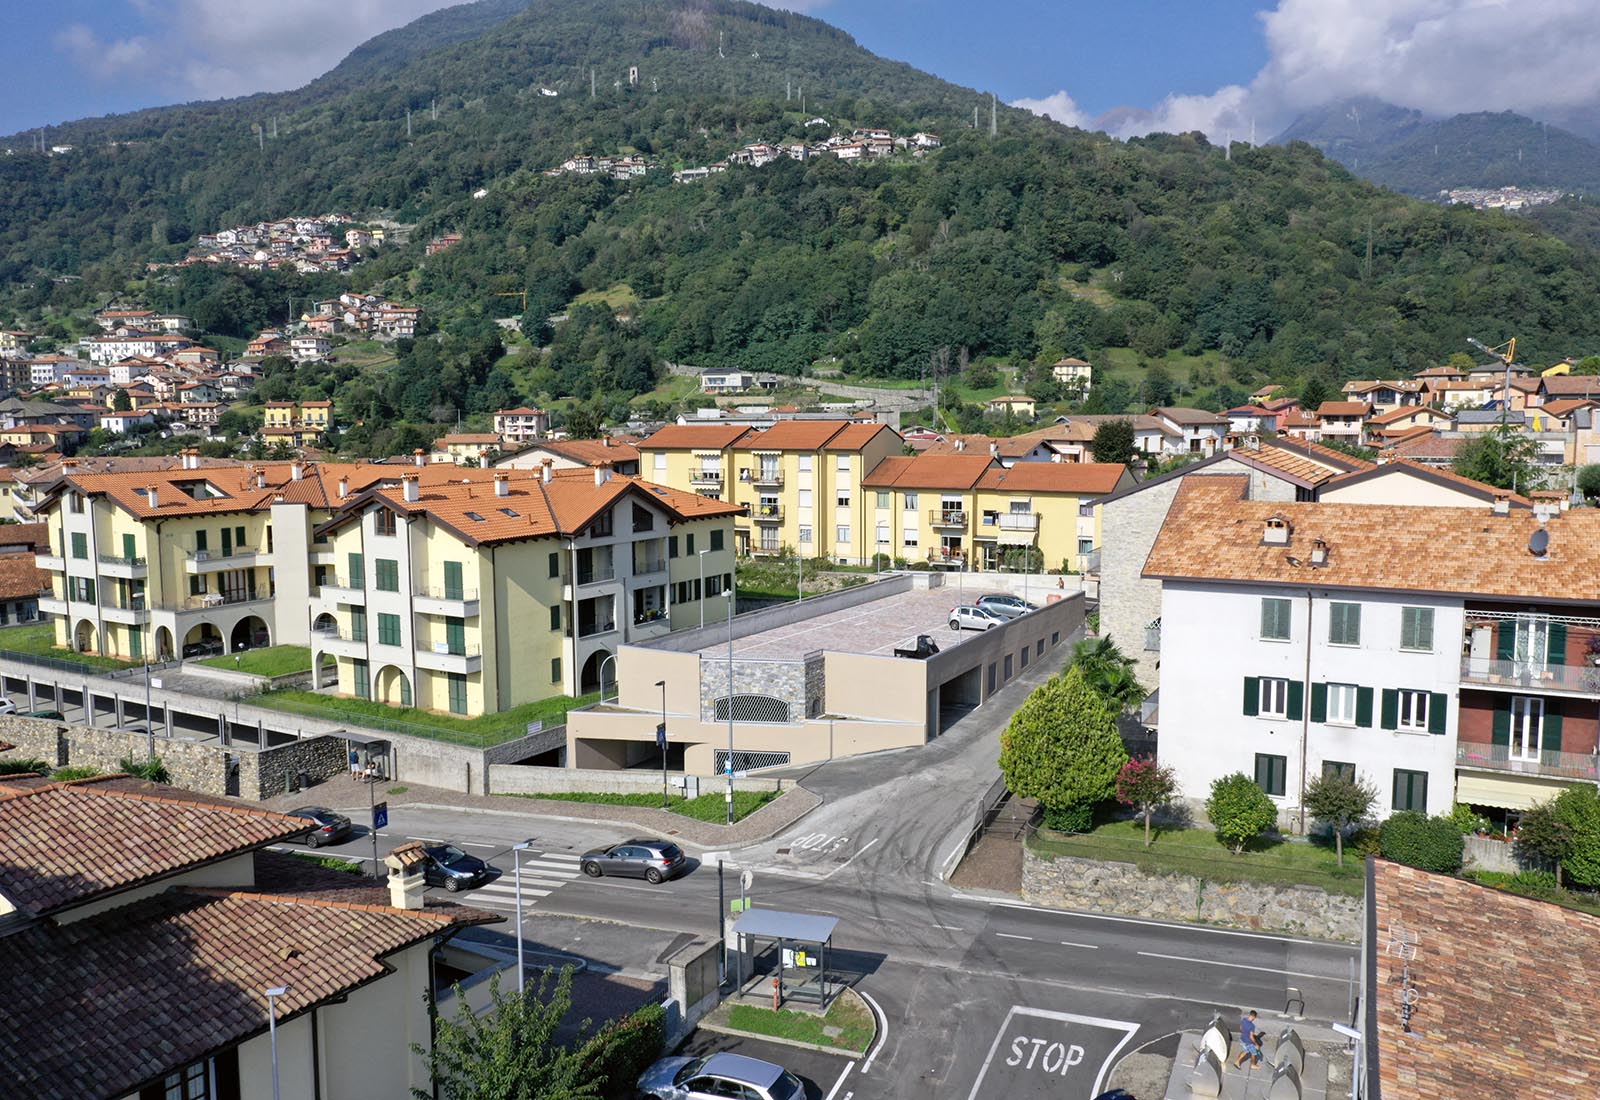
[1235,1010,1263,1069]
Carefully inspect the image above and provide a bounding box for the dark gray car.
[285,806,352,848]
[580,838,688,884]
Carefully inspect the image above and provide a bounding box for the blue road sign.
[373,802,389,831]
[656,722,667,749]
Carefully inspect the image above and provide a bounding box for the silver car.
[948,605,1005,631]
[638,1053,804,1100]
[976,594,1038,620]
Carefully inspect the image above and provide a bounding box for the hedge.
[579,1002,666,1099]
[1378,811,1464,873]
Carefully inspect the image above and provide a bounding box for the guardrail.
[942,774,1011,880]
[1459,658,1600,695]
[1456,742,1600,780]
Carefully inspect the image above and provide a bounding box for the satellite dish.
[1530,529,1550,556]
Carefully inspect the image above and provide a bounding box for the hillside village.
[144,212,383,275]
[544,125,941,182]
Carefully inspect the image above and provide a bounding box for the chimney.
[181,447,199,470]
[383,842,428,911]
[256,470,267,489]
[989,442,998,456]
[541,459,554,484]
[602,437,611,448]
[402,474,420,503]
[1262,516,1291,546]
[1310,537,1330,567]
[595,461,613,486]
[145,484,158,509]
[290,460,303,481]
[337,476,349,499]
[1492,493,1511,516]
[955,438,965,452]
[494,472,510,497]
[413,448,426,468]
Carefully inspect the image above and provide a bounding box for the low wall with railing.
[486,764,782,798]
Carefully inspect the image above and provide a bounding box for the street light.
[655,679,669,808]
[264,985,290,1100]
[512,838,536,994]
[698,549,712,628]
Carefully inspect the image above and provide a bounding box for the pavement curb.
[695,1020,864,1060]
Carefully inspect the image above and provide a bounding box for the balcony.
[928,510,967,528]
[689,468,725,487]
[37,589,66,616]
[1456,742,1600,782]
[317,577,366,605]
[97,553,148,579]
[413,586,481,618]
[184,547,269,574]
[415,641,482,674]
[928,549,966,567]
[312,627,368,659]
[577,618,617,640]
[752,505,785,524]
[997,513,1039,532]
[103,597,150,626]
[1459,658,1600,697]
[161,591,272,613]
[35,551,63,572]
[631,606,671,639]
[631,555,667,581]
[742,467,784,488]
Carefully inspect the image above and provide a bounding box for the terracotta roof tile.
[729,419,861,451]
[1540,375,1600,398]
[1228,440,1358,485]
[520,437,642,466]
[1152,406,1227,426]
[1143,476,1596,600]
[638,424,752,450]
[861,453,995,489]
[0,553,46,601]
[1537,398,1598,417]
[976,462,1128,494]
[1316,400,1372,417]
[1367,405,1443,426]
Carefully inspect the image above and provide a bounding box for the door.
[1514,614,1550,678]
[221,526,232,556]
[612,846,644,878]
[1510,696,1544,762]
[1469,625,1492,676]
[122,533,137,562]
[446,618,465,656]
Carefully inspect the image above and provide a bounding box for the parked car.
[421,843,492,891]
[285,807,352,848]
[580,838,688,884]
[976,594,1038,620]
[892,634,941,659]
[948,605,1005,632]
[23,709,63,720]
[0,697,16,716]
[638,1053,804,1100]
[182,639,224,659]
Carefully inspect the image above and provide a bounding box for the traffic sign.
[740,868,754,893]
[373,801,388,830]
[656,722,667,749]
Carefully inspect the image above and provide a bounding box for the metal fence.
[941,774,1012,880]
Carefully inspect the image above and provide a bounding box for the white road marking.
[964,1006,1139,1100]
[975,898,1358,949]
[537,851,582,862]
[823,1061,854,1100]
[832,837,881,874]
[931,924,967,933]
[994,932,1033,941]
[1060,941,1100,950]
[268,845,379,863]
[1135,951,1350,982]
[859,989,888,1074]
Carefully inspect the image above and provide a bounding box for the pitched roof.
[975,462,1129,494]
[1316,400,1372,417]
[1143,476,1599,601]
[861,453,996,490]
[0,552,46,602]
[1538,398,1598,417]
[436,433,500,446]
[1541,375,1600,397]
[1384,430,1461,461]
[0,523,46,550]
[1226,439,1364,486]
[517,436,643,467]
[1324,458,1532,506]
[1368,859,1600,1100]
[1152,406,1227,426]
[0,776,311,916]
[638,424,752,450]
[729,419,867,452]
[1367,405,1445,426]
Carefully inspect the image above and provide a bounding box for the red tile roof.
[861,453,996,489]
[976,462,1129,494]
[0,553,46,601]
[1316,400,1372,417]
[638,424,752,450]
[730,419,861,451]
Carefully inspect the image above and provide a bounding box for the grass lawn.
[511,789,780,823]
[1029,819,1366,897]
[629,374,701,407]
[722,991,876,1054]
[198,645,312,678]
[0,622,140,670]
[290,852,365,875]
[251,690,599,747]
[572,283,640,312]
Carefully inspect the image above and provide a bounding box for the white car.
[0,697,16,716]
[638,1053,804,1100]
[949,605,1005,631]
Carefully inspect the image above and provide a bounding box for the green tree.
[1515,798,1576,886]
[1453,423,1543,492]
[1299,376,1330,412]
[1570,355,1600,375]
[1090,419,1136,466]
[1114,757,1179,848]
[998,664,1128,818]
[1206,773,1279,854]
[964,360,998,390]
[1577,463,1600,501]
[414,968,600,1100]
[1070,636,1144,713]
[112,389,133,412]
[1301,772,1377,866]
[1548,784,1600,888]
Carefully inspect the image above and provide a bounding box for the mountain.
[1275,97,1600,197]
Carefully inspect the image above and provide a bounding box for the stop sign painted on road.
[966,1006,1139,1100]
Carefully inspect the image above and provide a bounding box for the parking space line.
[822,1061,854,1100]
[1136,951,1350,982]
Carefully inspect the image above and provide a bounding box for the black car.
[580,838,688,884]
[23,709,64,720]
[285,806,352,848]
[182,639,224,659]
[422,844,492,892]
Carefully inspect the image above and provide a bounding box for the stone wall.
[246,736,352,801]
[1022,849,1362,943]
[699,657,806,721]
[486,763,782,797]
[0,715,231,794]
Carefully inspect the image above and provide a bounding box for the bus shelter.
[729,908,839,1010]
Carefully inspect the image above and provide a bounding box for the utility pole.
[990,93,997,137]
[431,98,437,121]
[406,109,412,139]
[590,68,596,98]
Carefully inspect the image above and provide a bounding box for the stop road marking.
[965,1006,1139,1100]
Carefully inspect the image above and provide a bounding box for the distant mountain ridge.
[1275,96,1600,198]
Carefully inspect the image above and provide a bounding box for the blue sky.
[6,1,1599,141]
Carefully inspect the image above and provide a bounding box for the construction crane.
[494,290,528,313]
[1467,336,1516,427]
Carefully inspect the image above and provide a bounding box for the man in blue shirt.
[1235,1010,1263,1069]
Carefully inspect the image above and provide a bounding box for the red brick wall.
[1458,690,1599,754]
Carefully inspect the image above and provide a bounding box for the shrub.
[1206,773,1279,854]
[1552,784,1600,889]
[1043,803,1094,833]
[1114,757,1179,847]
[119,755,170,783]
[0,758,53,776]
[49,766,102,781]
[1347,827,1384,859]
[1302,773,1378,866]
[1449,802,1489,834]
[998,665,1126,813]
[1379,811,1464,873]
[578,1002,666,1099]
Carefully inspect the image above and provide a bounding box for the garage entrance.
[937,665,983,732]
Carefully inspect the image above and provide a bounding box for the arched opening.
[312,612,337,634]
[317,653,338,689]
[154,626,175,662]
[230,615,270,652]
[374,665,412,707]
[182,622,224,659]
[580,649,611,695]
[73,619,97,654]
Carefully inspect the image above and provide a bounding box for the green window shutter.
[1243,676,1260,717]
[71,532,87,559]
[548,551,560,578]
[1544,699,1564,755]
[1428,692,1448,735]
[1355,686,1374,728]
[1392,772,1403,811]
[444,561,463,600]
[236,525,246,550]
[85,579,95,603]
[550,605,561,631]
[686,533,696,555]
[1380,689,1398,730]
[1310,682,1327,723]
[349,553,364,585]
[669,536,679,559]
[711,529,724,551]
[1491,702,1510,748]
[1287,680,1304,721]
[399,675,412,707]
[446,618,465,655]
[551,658,562,684]
[221,527,232,555]
[351,608,367,642]
[122,533,136,561]
[195,529,207,552]
[1549,622,1568,666]
[1495,624,1516,661]
[129,629,142,659]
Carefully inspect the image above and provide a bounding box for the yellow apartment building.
[637,423,753,503]
[431,432,502,466]
[862,454,1133,572]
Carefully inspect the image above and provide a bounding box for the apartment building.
[307,464,740,714]
[1144,475,1600,825]
[262,400,331,448]
[492,405,550,445]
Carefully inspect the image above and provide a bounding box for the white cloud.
[54,0,464,101]
[1010,90,1091,130]
[1016,0,1600,143]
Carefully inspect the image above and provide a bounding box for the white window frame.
[1259,677,1289,719]
[903,532,919,548]
[876,491,891,508]
[1510,696,1544,761]
[797,489,812,509]
[798,455,813,473]
[1397,689,1430,732]
[1326,682,1358,726]
[904,492,919,510]
[836,491,851,507]
[798,525,813,544]
[653,452,666,472]
[836,455,851,473]
[836,524,850,543]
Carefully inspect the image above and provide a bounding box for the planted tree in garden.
[1301,771,1377,866]
[1206,773,1279,854]
[999,664,1128,830]
[1114,757,1179,847]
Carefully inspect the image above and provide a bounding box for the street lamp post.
[726,588,735,825]
[144,660,154,762]
[512,838,535,994]
[656,679,668,809]
[698,549,711,628]
[264,985,290,1100]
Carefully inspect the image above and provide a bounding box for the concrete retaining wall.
[486,764,782,797]
[1463,834,1521,873]
[1022,849,1362,943]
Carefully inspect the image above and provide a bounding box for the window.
[1397,689,1430,731]
[1509,696,1545,761]
[161,1060,214,1100]
[876,523,890,544]
[798,525,813,544]
[669,536,679,559]
[1257,677,1289,718]
[351,608,367,642]
[1392,769,1429,811]
[706,574,724,598]
[653,452,666,472]
[549,551,560,578]
[632,503,654,533]
[69,492,83,514]
[550,659,562,684]
[235,525,246,551]
[902,532,918,548]
[195,530,207,553]
[836,524,850,543]
[448,672,468,715]
[443,561,463,601]
[1322,760,1356,782]
[710,529,724,552]
[797,489,813,510]
[70,577,96,602]
[1400,607,1434,652]
[129,629,142,659]
[445,617,465,655]
[837,491,851,507]
[904,492,919,510]
[70,532,87,559]
[376,559,399,591]
[550,605,561,631]
[1004,654,1013,678]
[1260,597,1291,641]
[353,659,370,699]
[349,552,364,585]
[836,455,850,473]
[1328,601,1361,646]
[1326,683,1359,725]
[374,508,397,536]
[798,455,813,473]
[1255,753,1287,797]
[876,491,891,508]
[686,533,696,555]
[377,612,401,646]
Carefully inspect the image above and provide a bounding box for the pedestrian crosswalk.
[457,850,584,912]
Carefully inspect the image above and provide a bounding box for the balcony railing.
[929,510,967,527]
[741,468,784,487]
[689,468,724,484]
[98,552,148,567]
[185,547,263,561]
[578,619,617,639]
[420,641,481,658]
[1456,742,1600,781]
[928,549,966,565]
[313,626,362,644]
[415,586,479,601]
[575,566,615,586]
[1459,658,1600,695]
[632,557,667,576]
[997,513,1038,532]
[633,608,668,627]
[165,591,270,611]
[753,506,785,523]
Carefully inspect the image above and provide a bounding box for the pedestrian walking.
[1235,1009,1263,1069]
